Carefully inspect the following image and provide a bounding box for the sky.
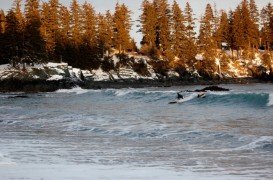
[0,0,272,45]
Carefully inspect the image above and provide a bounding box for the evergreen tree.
[240,0,259,49]
[113,3,132,53]
[270,17,273,49]
[198,4,217,77]
[227,10,236,56]
[0,10,5,34]
[0,10,6,64]
[153,0,171,56]
[183,2,197,68]
[41,2,56,54]
[105,10,114,49]
[12,0,25,61]
[212,3,220,47]
[13,0,25,31]
[44,0,60,57]
[55,5,70,63]
[216,11,229,48]
[70,0,82,46]
[232,0,259,53]
[24,0,46,63]
[140,0,157,50]
[199,4,215,51]
[80,2,99,69]
[184,2,196,40]
[171,0,187,67]
[48,0,59,34]
[97,11,113,57]
[261,3,273,50]
[249,0,259,27]
[233,6,244,53]
[2,10,21,65]
[82,2,96,45]
[58,5,70,45]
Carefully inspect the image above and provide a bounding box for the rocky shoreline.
[0,77,268,93]
[0,60,272,93]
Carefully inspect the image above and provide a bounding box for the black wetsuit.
[177,93,184,99]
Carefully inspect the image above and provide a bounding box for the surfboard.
[197,92,206,98]
[169,99,184,104]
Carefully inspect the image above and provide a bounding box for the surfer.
[177,92,184,100]
[197,92,206,98]
[169,92,184,104]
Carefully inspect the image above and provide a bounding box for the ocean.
[0,83,273,179]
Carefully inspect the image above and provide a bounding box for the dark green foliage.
[101,56,114,72]
[132,59,150,76]
[24,0,46,63]
[1,10,20,65]
[150,59,169,76]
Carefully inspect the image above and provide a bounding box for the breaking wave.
[0,152,16,166]
[236,136,273,151]
[108,89,272,107]
[267,93,273,106]
[50,87,273,107]
[55,87,90,95]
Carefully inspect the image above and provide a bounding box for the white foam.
[177,93,196,103]
[0,106,22,110]
[267,93,273,106]
[110,89,177,97]
[208,91,230,96]
[236,136,273,151]
[47,75,64,81]
[55,87,89,95]
[114,89,136,96]
[0,152,16,166]
[145,90,177,94]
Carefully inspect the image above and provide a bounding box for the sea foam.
[55,87,90,95]
[267,93,273,106]
[236,136,273,151]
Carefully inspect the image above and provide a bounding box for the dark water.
[0,84,273,179]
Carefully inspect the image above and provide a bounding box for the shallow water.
[0,84,273,179]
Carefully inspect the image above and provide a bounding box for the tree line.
[0,0,134,69]
[0,0,273,74]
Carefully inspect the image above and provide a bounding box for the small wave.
[105,88,176,98]
[208,91,230,96]
[0,106,22,110]
[0,152,16,166]
[236,136,273,151]
[267,93,273,106]
[113,89,139,97]
[199,92,270,107]
[55,87,90,95]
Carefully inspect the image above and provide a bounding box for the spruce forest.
[0,0,273,79]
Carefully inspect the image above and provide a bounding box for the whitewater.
[0,83,273,179]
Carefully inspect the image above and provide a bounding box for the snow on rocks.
[118,67,140,80]
[167,70,180,78]
[47,75,64,81]
[0,62,86,82]
[112,55,120,67]
[195,54,204,61]
[90,68,110,81]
